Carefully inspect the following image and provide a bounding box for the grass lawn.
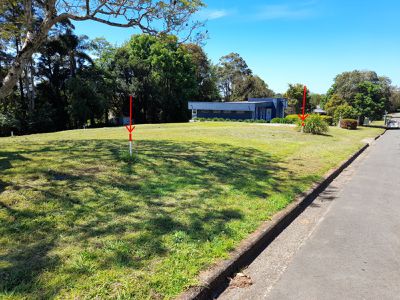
[370,120,385,126]
[0,122,383,299]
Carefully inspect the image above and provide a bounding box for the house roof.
[188,98,287,111]
[313,105,326,114]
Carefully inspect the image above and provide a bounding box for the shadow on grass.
[0,139,289,296]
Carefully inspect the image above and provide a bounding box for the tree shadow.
[0,139,288,296]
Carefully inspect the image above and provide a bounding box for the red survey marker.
[298,85,309,127]
[125,95,135,141]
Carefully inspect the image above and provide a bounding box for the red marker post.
[125,95,135,158]
[298,85,309,129]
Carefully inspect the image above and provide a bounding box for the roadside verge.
[177,130,386,300]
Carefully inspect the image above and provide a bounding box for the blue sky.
[73,0,400,94]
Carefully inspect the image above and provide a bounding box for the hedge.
[340,119,358,130]
[284,114,299,124]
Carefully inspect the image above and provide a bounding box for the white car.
[387,119,400,128]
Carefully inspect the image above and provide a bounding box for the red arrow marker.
[298,85,309,127]
[125,95,135,141]
[125,95,135,157]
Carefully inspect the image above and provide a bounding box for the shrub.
[340,118,358,130]
[0,112,20,136]
[297,114,329,135]
[271,118,285,123]
[285,114,299,124]
[320,115,333,125]
[334,104,358,124]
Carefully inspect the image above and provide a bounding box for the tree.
[310,93,325,110]
[389,86,400,112]
[324,94,345,116]
[182,43,219,101]
[217,53,252,101]
[328,70,391,107]
[232,75,274,101]
[353,81,390,121]
[108,34,197,123]
[0,0,204,99]
[284,83,311,114]
[333,104,358,124]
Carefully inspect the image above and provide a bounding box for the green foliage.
[324,94,346,116]
[232,75,274,101]
[353,81,389,121]
[110,34,197,123]
[271,117,291,124]
[333,104,358,124]
[284,114,299,124]
[340,119,358,130]
[320,115,333,125]
[271,118,284,123]
[215,53,274,102]
[389,87,400,111]
[183,43,220,101]
[284,84,311,114]
[217,52,252,101]
[0,111,20,135]
[27,103,56,133]
[311,93,327,109]
[326,70,392,121]
[328,70,391,104]
[297,114,329,135]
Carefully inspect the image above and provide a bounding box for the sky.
[73,0,400,94]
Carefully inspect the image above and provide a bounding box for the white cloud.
[256,3,316,20]
[198,9,230,20]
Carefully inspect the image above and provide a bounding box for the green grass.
[370,120,385,126]
[0,123,383,299]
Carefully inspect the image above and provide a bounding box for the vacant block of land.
[0,123,383,299]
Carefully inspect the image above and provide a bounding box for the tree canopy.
[325,70,392,121]
[284,83,311,114]
[0,0,204,99]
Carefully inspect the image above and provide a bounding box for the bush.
[340,118,358,130]
[333,104,358,124]
[271,118,285,123]
[0,112,20,136]
[285,114,299,124]
[297,114,329,135]
[320,115,333,125]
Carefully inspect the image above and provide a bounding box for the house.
[188,98,288,121]
[313,105,326,115]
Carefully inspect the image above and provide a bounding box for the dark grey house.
[188,98,288,121]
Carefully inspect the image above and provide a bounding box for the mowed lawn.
[0,123,383,299]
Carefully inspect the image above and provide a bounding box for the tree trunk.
[0,14,62,99]
[30,60,36,110]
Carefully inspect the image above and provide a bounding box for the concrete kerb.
[177,130,387,300]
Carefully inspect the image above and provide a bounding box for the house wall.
[189,98,288,121]
[197,110,252,120]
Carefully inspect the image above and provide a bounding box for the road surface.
[219,130,400,300]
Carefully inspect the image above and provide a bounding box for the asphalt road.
[219,130,400,300]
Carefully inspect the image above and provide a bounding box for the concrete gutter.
[177,130,386,300]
